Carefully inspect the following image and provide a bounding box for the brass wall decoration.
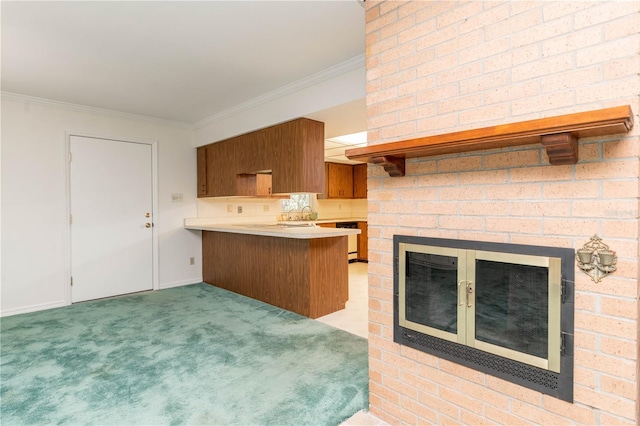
[576,235,617,282]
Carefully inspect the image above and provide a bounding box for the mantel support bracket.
[372,156,406,177]
[541,133,578,165]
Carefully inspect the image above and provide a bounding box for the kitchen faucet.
[301,205,316,221]
[286,207,299,221]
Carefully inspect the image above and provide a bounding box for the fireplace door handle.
[458,281,465,306]
[466,282,473,307]
[458,280,471,306]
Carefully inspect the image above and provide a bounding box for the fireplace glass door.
[399,245,467,344]
[399,243,562,373]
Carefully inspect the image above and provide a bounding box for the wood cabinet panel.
[357,222,368,261]
[326,162,354,198]
[206,140,237,197]
[236,131,271,174]
[197,146,208,197]
[202,231,348,318]
[272,118,324,194]
[317,222,337,228]
[353,164,367,199]
[236,174,272,197]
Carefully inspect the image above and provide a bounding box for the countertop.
[184,218,363,240]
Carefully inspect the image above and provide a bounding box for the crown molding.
[1,92,193,129]
[192,54,366,130]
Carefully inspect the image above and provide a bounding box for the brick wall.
[364,1,639,424]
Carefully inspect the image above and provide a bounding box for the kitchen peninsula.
[185,221,360,318]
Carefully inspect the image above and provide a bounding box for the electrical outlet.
[227,204,233,213]
[171,193,183,202]
[263,205,269,212]
[237,206,243,213]
[189,257,195,266]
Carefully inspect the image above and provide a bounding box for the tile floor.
[316,263,390,426]
[316,261,369,339]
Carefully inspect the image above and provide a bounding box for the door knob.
[145,223,152,228]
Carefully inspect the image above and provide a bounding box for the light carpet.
[1,283,369,425]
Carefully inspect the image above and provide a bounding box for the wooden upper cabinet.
[325,162,354,198]
[318,163,358,198]
[197,117,324,198]
[353,163,367,199]
[206,139,237,197]
[236,173,272,197]
[197,146,208,197]
[271,118,324,194]
[236,131,270,174]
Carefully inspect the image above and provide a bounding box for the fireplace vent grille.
[403,331,559,389]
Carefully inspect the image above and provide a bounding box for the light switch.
[171,193,183,202]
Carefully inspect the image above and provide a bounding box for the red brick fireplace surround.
[359,1,639,424]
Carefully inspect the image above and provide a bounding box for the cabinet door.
[206,140,237,197]
[236,130,270,174]
[197,146,208,197]
[357,222,368,261]
[353,163,367,199]
[236,173,272,196]
[318,222,337,228]
[327,163,354,198]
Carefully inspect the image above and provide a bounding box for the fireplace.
[394,235,575,402]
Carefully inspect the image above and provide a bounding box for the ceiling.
[1,0,367,161]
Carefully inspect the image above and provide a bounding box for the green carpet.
[1,283,369,425]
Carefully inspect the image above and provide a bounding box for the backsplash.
[316,198,367,220]
[196,197,367,224]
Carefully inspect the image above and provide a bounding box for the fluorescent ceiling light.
[327,131,367,145]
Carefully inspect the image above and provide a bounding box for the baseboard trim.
[0,300,67,318]
[159,278,203,290]
[1,280,204,317]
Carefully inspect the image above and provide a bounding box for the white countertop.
[184,221,361,239]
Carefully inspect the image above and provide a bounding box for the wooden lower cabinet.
[317,222,336,228]
[202,231,348,319]
[357,222,368,261]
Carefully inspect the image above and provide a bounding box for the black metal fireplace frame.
[393,235,575,402]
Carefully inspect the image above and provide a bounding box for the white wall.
[1,97,202,316]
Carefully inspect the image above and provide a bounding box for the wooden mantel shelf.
[345,105,634,177]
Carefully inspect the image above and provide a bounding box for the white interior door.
[70,136,153,302]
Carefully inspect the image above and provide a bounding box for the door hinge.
[561,278,572,303]
[70,276,73,286]
[70,214,73,225]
